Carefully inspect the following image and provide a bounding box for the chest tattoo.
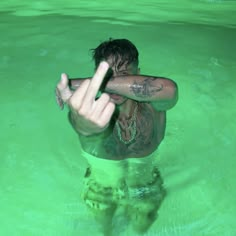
[103,104,157,158]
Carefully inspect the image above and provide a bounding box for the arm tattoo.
[130,77,163,98]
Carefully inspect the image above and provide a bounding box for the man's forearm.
[107,75,178,108]
[69,75,178,109]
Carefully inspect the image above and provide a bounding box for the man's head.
[91,38,140,105]
[91,38,139,76]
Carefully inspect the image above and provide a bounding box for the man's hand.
[55,62,115,135]
[55,73,73,110]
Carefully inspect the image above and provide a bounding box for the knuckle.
[77,108,88,117]
[108,101,115,110]
[100,93,110,102]
[68,95,79,109]
[96,120,106,129]
[87,115,106,129]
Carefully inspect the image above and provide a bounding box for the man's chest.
[80,104,160,160]
[102,105,158,158]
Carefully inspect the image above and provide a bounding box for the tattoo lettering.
[130,77,163,98]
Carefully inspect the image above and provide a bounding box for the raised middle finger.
[83,61,109,104]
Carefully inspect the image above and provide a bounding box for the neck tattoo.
[115,102,138,144]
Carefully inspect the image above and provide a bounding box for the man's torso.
[79,102,166,160]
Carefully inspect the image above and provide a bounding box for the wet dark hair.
[91,38,139,69]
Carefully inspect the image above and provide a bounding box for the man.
[56,38,178,235]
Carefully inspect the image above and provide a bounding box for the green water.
[1,1,236,236]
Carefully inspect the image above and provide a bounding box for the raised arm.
[70,75,178,110]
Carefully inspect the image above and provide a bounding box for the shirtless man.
[56,39,178,235]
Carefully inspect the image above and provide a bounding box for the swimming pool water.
[1,1,236,235]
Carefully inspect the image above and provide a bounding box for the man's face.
[105,56,140,105]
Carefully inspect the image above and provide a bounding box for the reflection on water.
[0,0,236,27]
[1,6,236,236]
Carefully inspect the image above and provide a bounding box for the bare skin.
[56,60,178,235]
[56,60,177,159]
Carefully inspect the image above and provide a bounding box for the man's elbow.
[152,79,179,111]
[163,80,178,110]
[169,81,178,108]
